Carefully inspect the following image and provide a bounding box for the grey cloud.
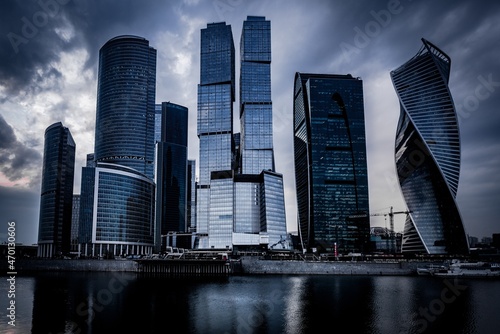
[0,114,41,185]
[0,185,39,244]
[0,0,188,97]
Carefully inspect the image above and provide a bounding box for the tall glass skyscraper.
[240,16,274,174]
[391,38,469,255]
[233,16,287,250]
[79,35,157,257]
[195,17,287,250]
[38,122,75,257]
[155,102,188,249]
[293,73,370,254]
[94,35,157,179]
[196,22,235,248]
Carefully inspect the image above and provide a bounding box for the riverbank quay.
[2,258,138,273]
[238,256,420,275]
[1,257,431,276]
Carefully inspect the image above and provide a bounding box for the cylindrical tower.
[94,35,157,179]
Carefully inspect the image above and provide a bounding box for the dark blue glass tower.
[38,122,75,257]
[94,35,157,179]
[293,73,370,253]
[391,38,469,255]
[155,102,188,245]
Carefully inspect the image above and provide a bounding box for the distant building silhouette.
[187,159,197,232]
[293,73,370,254]
[37,122,75,257]
[70,194,80,253]
[391,38,469,255]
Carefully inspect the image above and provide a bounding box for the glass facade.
[154,104,162,144]
[240,16,274,174]
[155,102,188,242]
[209,172,234,249]
[391,38,469,255]
[94,35,157,179]
[195,17,288,250]
[37,122,75,257]
[261,171,287,247]
[293,73,370,253]
[196,22,235,246]
[78,166,95,245]
[234,175,261,234]
[71,195,80,252]
[187,160,197,232]
[79,35,157,256]
[79,163,155,257]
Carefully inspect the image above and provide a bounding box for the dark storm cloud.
[0,0,77,95]
[0,114,41,184]
[0,0,188,96]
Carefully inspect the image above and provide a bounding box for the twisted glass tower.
[391,38,469,255]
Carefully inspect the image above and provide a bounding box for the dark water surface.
[1,272,499,333]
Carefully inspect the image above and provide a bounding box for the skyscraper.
[195,17,288,250]
[293,73,370,254]
[196,22,235,248]
[79,35,157,257]
[239,16,274,174]
[94,35,157,179]
[37,122,75,257]
[233,16,287,250]
[155,102,188,250]
[391,38,469,255]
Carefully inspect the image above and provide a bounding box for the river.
[1,272,499,333]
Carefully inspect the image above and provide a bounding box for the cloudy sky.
[1,0,499,245]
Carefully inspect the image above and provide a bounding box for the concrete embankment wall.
[240,257,419,275]
[6,258,421,276]
[10,259,138,272]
